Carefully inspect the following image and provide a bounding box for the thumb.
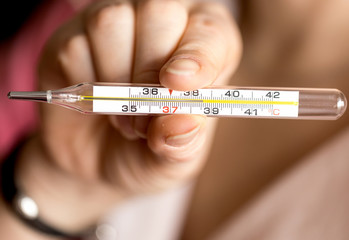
[159,2,242,91]
[147,115,207,163]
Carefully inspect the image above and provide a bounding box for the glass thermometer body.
[8,82,347,120]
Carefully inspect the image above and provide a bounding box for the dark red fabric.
[0,0,74,160]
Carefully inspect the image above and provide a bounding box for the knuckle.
[179,41,219,63]
[58,35,86,65]
[198,2,231,17]
[191,14,223,36]
[190,3,231,33]
[87,2,132,31]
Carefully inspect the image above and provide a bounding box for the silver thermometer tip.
[337,91,347,118]
[7,91,48,102]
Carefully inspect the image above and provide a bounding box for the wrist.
[0,195,62,240]
[0,137,65,239]
[14,136,122,234]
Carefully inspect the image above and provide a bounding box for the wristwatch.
[0,139,94,239]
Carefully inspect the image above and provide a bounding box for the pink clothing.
[0,1,74,160]
[208,126,349,240]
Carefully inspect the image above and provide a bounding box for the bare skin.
[0,0,241,238]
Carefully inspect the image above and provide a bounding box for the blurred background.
[1,1,349,240]
[182,1,349,239]
[0,1,43,41]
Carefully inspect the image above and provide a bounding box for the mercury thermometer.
[7,82,347,120]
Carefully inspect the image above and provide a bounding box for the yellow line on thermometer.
[203,99,298,105]
[81,96,299,106]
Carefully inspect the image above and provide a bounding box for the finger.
[160,2,242,91]
[85,1,135,83]
[132,0,188,83]
[109,115,139,140]
[39,15,95,89]
[133,116,152,139]
[58,34,96,84]
[84,1,136,138]
[147,115,207,163]
[131,0,188,138]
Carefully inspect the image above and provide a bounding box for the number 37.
[163,106,178,113]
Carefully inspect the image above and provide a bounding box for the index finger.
[160,2,242,91]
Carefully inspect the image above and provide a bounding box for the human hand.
[16,0,241,233]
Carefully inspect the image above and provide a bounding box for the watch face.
[16,194,39,219]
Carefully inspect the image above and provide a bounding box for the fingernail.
[133,116,151,139]
[165,125,200,147]
[166,59,200,76]
[134,129,147,139]
[117,116,139,140]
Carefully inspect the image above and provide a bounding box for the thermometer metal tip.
[7,91,48,102]
[6,83,347,120]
